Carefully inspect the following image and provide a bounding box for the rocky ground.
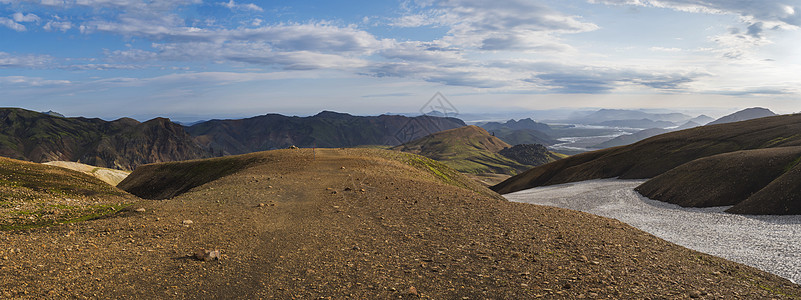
[1,148,799,299]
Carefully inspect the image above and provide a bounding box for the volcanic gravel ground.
[1,149,799,299]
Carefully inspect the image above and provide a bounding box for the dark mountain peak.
[499,144,560,167]
[480,118,551,131]
[42,110,65,118]
[708,107,776,125]
[143,117,174,124]
[314,110,353,119]
[689,114,714,124]
[111,117,141,126]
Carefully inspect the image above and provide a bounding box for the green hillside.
[392,126,559,175]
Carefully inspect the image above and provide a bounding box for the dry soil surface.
[1,148,799,299]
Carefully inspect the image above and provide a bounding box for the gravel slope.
[506,179,801,284]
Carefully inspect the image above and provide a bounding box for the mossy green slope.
[0,156,135,230]
[391,126,535,175]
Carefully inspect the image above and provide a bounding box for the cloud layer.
[0,0,799,109]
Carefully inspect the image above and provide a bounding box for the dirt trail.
[1,148,800,299]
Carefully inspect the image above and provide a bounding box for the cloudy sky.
[1,0,800,120]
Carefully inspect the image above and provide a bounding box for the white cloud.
[0,76,71,86]
[590,0,801,27]
[218,0,263,12]
[43,20,72,31]
[105,48,158,62]
[12,12,40,23]
[391,0,599,52]
[0,17,25,31]
[0,52,51,68]
[650,46,683,52]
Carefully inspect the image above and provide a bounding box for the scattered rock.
[689,290,702,298]
[405,286,419,297]
[194,248,221,261]
[344,187,352,191]
[181,220,194,226]
[288,145,299,149]
[134,208,146,213]
[258,203,265,207]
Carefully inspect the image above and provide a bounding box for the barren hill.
[635,146,801,213]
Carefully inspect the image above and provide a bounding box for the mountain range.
[0,108,464,170]
[588,108,775,149]
[0,108,207,170]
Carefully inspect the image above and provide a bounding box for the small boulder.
[194,248,221,261]
[405,286,419,297]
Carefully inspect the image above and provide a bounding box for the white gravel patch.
[505,178,801,284]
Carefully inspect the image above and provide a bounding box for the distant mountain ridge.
[708,107,776,125]
[0,108,465,170]
[478,118,558,146]
[187,111,465,156]
[570,109,693,124]
[480,118,551,131]
[0,108,208,170]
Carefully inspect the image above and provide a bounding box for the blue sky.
[1,0,800,121]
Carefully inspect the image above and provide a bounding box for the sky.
[1,0,800,121]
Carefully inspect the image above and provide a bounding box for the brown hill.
[492,114,801,195]
[635,147,801,209]
[390,126,537,175]
[4,148,789,298]
[727,157,801,214]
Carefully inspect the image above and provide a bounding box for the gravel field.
[505,179,801,284]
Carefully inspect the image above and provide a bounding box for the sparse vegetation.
[391,126,559,175]
[0,156,135,230]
